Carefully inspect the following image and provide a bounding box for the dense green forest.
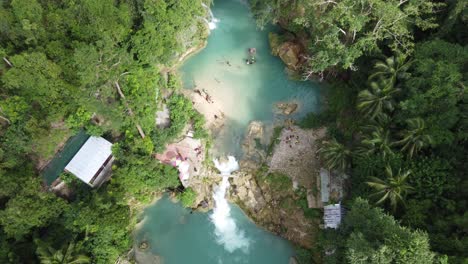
[251,0,467,263]
[0,0,210,262]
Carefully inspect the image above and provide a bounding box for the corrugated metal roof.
[65,136,112,184]
[324,204,343,229]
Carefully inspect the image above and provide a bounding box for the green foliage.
[130,0,205,65]
[358,125,394,160]
[318,138,351,172]
[152,94,208,151]
[0,178,67,239]
[111,154,180,203]
[366,166,413,212]
[252,0,442,73]
[35,238,91,264]
[0,0,210,262]
[63,191,131,263]
[2,52,70,114]
[395,118,433,158]
[295,246,313,264]
[66,108,93,131]
[262,172,292,193]
[357,81,399,119]
[178,188,197,208]
[339,198,439,264]
[267,126,283,155]
[0,96,29,124]
[399,40,467,146]
[405,157,453,202]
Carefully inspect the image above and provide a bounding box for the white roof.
[324,204,343,229]
[65,136,113,184]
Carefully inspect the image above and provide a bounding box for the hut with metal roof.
[64,136,114,188]
[323,204,344,229]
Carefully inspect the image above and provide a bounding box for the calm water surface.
[181,0,320,154]
[136,197,294,264]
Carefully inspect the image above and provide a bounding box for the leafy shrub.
[178,188,197,208]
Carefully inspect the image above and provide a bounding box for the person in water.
[245,58,256,65]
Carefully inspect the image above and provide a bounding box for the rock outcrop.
[241,121,268,168]
[269,33,305,71]
[276,102,299,115]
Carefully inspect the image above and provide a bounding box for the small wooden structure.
[323,204,344,229]
[64,136,114,188]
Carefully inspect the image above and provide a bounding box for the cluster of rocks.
[275,102,299,115]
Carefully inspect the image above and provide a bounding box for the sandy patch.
[181,89,225,133]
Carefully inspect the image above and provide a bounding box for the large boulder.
[278,42,302,70]
[241,121,268,167]
[276,102,299,115]
[269,33,282,56]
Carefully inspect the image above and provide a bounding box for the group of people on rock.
[285,134,300,148]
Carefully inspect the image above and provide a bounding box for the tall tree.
[368,54,412,86]
[366,165,413,212]
[338,198,441,264]
[395,118,433,158]
[35,239,91,264]
[318,138,351,172]
[358,125,394,160]
[357,81,399,119]
[399,40,467,145]
[252,0,441,74]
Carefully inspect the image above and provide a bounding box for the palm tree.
[394,118,433,158]
[36,240,90,264]
[318,138,351,172]
[357,125,394,160]
[368,54,412,86]
[366,165,413,212]
[357,81,399,119]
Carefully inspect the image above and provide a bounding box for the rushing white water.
[211,156,250,252]
[202,3,219,30]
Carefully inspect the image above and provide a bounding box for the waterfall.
[211,156,250,252]
[202,3,219,30]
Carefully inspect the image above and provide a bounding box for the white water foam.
[211,156,250,253]
[202,3,219,30]
[208,18,219,30]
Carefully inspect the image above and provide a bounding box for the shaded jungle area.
[250,0,467,263]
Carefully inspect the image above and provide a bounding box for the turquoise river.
[135,0,321,263]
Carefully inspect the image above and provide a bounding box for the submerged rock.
[241,121,267,167]
[276,102,298,115]
[139,241,149,250]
